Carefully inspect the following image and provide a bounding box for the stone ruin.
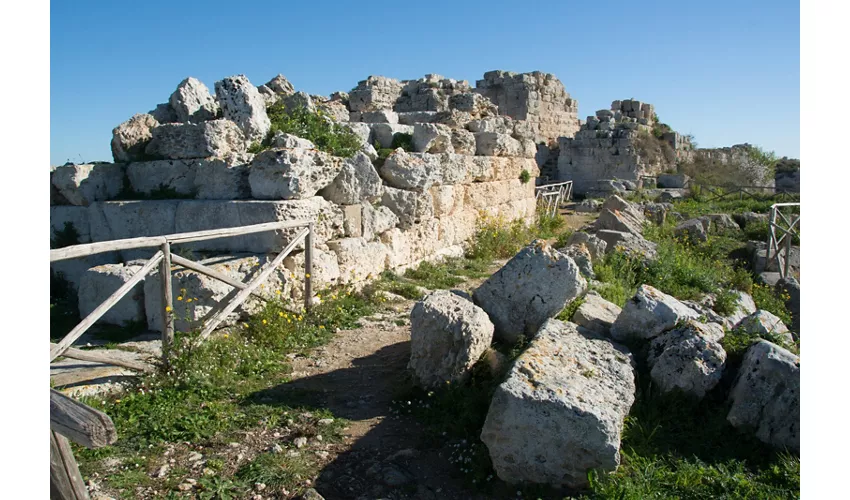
[550,99,695,195]
[50,70,581,332]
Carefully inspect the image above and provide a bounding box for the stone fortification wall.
[556,100,693,195]
[51,71,540,332]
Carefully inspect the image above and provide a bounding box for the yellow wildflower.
[165,306,172,312]
[279,312,284,317]
[223,334,229,339]
[319,325,325,329]
[305,273,311,278]
[287,319,291,323]
[276,290,282,295]
[177,296,183,301]
[186,298,193,303]
[262,319,267,325]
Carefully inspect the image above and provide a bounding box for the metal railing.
[766,203,800,279]
[535,181,573,217]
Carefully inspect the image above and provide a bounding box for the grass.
[74,286,376,498]
[252,104,361,157]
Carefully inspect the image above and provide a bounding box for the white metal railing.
[535,181,573,217]
[766,203,800,279]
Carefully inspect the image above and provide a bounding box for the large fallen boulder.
[593,195,646,236]
[647,321,727,399]
[249,148,343,200]
[408,291,494,388]
[674,218,708,243]
[480,320,635,489]
[572,292,622,337]
[727,340,800,451]
[724,291,757,327]
[594,230,658,260]
[565,231,607,261]
[473,241,586,344]
[610,284,700,342]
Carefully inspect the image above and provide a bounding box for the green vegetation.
[519,169,531,184]
[252,104,361,157]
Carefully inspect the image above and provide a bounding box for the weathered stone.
[378,150,441,191]
[126,160,197,197]
[566,231,607,261]
[318,152,382,205]
[51,206,92,244]
[409,290,495,388]
[576,199,601,213]
[481,319,635,489]
[473,240,586,344]
[725,291,757,327]
[111,114,159,162]
[361,202,399,241]
[674,218,708,243]
[738,310,793,345]
[79,263,146,326]
[149,103,178,124]
[51,252,120,292]
[215,75,270,142]
[474,132,522,157]
[381,187,434,229]
[369,123,414,150]
[145,120,246,159]
[572,292,622,336]
[657,173,690,188]
[647,321,727,399]
[52,163,126,206]
[270,132,315,150]
[283,247,341,295]
[282,91,316,114]
[429,185,464,217]
[595,230,658,260]
[659,189,684,202]
[193,155,253,200]
[264,74,295,96]
[328,237,388,283]
[463,179,532,210]
[448,92,498,117]
[170,77,220,123]
[610,284,700,341]
[249,148,343,200]
[727,340,799,451]
[358,110,398,124]
[397,111,438,125]
[777,277,800,332]
[560,244,594,278]
[341,204,362,237]
[348,76,404,112]
[706,213,741,232]
[144,254,292,332]
[413,123,454,154]
[450,128,476,155]
[641,202,672,225]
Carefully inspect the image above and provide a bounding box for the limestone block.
[193,155,253,200]
[412,123,454,154]
[126,160,197,197]
[145,120,247,160]
[361,202,399,241]
[52,163,126,206]
[481,319,635,489]
[473,240,586,344]
[647,321,727,399]
[78,263,146,326]
[409,290,494,388]
[283,247,341,297]
[214,74,270,142]
[270,132,315,150]
[610,284,700,341]
[358,110,399,124]
[379,150,442,191]
[341,204,363,238]
[381,186,434,229]
[572,292,621,336]
[318,152,383,205]
[369,123,414,150]
[111,114,158,162]
[144,254,292,332]
[328,237,388,283]
[51,206,92,244]
[170,77,219,123]
[430,185,464,217]
[249,148,343,200]
[451,129,476,155]
[474,132,522,157]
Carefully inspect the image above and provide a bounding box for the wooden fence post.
[160,241,174,361]
[50,431,89,500]
[305,223,314,312]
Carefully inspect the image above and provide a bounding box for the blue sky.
[50,0,799,165]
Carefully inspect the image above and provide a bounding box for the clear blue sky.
[50,0,799,166]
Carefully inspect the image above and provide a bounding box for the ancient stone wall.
[555,100,693,195]
[474,70,580,144]
[51,71,540,332]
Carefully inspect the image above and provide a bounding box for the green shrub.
[466,215,534,261]
[519,169,531,184]
[751,282,793,327]
[390,132,414,151]
[255,104,361,157]
[534,209,565,238]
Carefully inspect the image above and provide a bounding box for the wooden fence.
[695,183,800,203]
[49,220,315,499]
[535,181,573,218]
[766,203,801,279]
